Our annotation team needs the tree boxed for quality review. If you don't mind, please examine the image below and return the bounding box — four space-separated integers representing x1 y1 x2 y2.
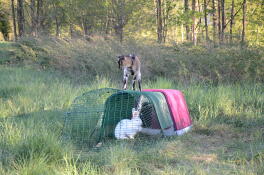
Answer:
221 0 225 42
17 0 25 37
229 0 234 43
217 0 221 42
0 3 11 40
241 0 246 44
192 0 197 45
36 0 43 35
30 0 37 36
110 0 138 42
203 0 209 42
156 0 163 43
0 0 263 45
51 0 61 37
184 0 190 40
212 0 217 43
10 0 17 40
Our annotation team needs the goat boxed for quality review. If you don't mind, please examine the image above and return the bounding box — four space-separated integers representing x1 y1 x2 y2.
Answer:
117 54 142 91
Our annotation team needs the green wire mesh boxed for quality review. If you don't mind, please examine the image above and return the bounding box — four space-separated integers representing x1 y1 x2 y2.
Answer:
62 88 173 148
99 91 155 140
61 88 120 148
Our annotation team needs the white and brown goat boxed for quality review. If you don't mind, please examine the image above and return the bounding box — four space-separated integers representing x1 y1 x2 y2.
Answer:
117 54 142 91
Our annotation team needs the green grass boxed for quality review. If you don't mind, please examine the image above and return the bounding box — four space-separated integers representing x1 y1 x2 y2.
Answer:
1 37 264 83
0 34 263 175
0 66 263 174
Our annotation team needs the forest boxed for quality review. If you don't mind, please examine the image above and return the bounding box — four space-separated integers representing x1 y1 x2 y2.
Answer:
0 0 263 45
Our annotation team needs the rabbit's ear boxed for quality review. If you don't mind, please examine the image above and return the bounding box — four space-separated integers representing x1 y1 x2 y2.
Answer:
132 108 136 113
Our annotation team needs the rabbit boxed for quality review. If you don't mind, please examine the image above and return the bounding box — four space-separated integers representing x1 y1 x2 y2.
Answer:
114 108 143 139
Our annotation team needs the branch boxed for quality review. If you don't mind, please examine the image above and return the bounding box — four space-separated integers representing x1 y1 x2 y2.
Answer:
224 3 243 29
194 0 211 31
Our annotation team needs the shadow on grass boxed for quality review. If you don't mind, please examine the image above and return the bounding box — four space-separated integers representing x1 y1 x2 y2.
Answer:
0 87 23 99
0 109 67 139
207 113 264 129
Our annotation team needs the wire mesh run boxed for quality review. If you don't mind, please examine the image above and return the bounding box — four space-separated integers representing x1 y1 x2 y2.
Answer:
61 88 119 147
61 88 171 148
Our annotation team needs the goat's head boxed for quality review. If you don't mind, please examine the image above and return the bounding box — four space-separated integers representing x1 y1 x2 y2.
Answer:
117 55 124 69
117 55 133 69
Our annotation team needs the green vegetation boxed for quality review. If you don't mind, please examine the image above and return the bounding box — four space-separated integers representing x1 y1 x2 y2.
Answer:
0 69 263 174
1 0 264 47
1 37 263 83
0 37 263 174
0 1 10 41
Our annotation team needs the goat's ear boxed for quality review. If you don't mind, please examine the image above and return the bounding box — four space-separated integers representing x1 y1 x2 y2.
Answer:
117 55 124 69
118 60 121 69
117 57 122 69
117 55 123 60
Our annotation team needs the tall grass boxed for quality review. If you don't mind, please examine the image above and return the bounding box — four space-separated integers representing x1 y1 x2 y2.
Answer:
1 37 263 83
0 66 263 174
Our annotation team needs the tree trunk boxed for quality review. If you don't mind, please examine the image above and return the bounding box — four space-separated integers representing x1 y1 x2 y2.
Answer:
162 0 166 43
112 0 126 42
51 2 60 37
192 0 197 45
30 0 36 36
221 0 225 42
217 0 221 43
162 0 173 43
105 9 111 34
156 0 163 43
184 0 190 40
204 0 209 42
212 0 216 44
181 24 184 42
198 0 203 40
114 20 124 42
114 16 124 42
241 0 246 44
162 1 166 43
17 0 25 37
11 0 17 40
229 0 234 43
82 18 91 36
114 25 123 42
55 16 60 37
36 0 43 35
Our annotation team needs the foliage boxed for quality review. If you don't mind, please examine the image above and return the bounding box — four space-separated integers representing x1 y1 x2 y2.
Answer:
0 1 11 40
1 0 263 45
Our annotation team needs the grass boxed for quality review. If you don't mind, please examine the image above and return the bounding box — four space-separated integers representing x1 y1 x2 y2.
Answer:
0 37 263 83
0 65 263 174
0 36 263 174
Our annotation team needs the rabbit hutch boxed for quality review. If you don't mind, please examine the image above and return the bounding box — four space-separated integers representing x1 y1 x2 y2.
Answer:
61 88 192 148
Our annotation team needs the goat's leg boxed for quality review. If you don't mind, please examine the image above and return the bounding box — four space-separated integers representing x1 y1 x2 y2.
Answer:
123 76 128 90
132 76 136 90
138 79 142 91
123 68 129 90
136 73 142 91
123 68 128 89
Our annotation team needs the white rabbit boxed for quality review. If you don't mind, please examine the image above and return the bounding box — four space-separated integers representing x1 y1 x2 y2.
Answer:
114 108 143 139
